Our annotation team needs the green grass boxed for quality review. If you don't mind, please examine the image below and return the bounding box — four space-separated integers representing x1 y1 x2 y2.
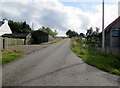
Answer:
71 38 120 75
2 50 22 65
42 38 63 44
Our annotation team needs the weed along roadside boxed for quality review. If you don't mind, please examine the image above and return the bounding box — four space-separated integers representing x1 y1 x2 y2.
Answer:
71 37 120 75
2 50 22 65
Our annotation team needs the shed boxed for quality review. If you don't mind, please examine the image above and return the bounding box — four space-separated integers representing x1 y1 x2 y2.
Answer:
99 16 120 56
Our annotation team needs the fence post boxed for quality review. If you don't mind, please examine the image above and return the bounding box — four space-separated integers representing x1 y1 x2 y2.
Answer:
3 38 5 49
0 37 2 88
0 37 3 50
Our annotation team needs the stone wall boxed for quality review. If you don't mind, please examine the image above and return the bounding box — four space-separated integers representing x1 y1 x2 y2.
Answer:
0 37 25 49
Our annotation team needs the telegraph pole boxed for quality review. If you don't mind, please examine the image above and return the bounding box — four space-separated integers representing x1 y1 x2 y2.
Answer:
31 23 34 30
102 0 105 50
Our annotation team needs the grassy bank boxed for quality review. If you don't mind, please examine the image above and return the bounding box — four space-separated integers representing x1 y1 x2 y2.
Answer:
71 38 120 75
42 38 63 44
2 50 22 65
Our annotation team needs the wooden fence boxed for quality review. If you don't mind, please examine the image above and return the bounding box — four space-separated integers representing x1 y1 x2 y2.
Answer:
0 37 25 49
105 47 120 57
0 37 2 50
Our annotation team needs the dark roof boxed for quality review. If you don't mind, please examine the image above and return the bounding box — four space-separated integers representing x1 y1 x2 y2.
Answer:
0 21 4 27
105 16 120 33
32 30 48 36
12 33 30 38
2 33 30 39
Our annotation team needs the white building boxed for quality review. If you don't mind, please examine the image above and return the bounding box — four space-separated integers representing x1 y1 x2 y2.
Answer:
0 20 12 36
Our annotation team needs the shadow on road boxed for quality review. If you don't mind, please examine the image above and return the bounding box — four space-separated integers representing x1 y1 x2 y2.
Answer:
20 62 84 85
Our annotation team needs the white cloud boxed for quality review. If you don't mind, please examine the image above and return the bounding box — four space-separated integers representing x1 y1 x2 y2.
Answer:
87 3 118 32
0 1 119 36
2 6 20 16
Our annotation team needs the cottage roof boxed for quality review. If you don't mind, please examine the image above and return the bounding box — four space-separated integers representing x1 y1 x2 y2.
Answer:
105 16 120 32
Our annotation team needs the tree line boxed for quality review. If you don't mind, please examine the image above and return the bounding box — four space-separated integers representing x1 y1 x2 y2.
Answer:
8 20 57 37
66 27 100 42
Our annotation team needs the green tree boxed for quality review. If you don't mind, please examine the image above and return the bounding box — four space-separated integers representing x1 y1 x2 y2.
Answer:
39 26 57 37
86 27 100 42
96 27 100 34
66 30 78 38
79 33 85 38
8 20 31 33
86 27 93 36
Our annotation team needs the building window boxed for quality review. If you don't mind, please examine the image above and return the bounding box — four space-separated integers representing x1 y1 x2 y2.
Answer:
112 30 119 37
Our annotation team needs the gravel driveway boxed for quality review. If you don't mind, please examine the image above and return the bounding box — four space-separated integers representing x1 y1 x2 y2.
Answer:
8 44 48 55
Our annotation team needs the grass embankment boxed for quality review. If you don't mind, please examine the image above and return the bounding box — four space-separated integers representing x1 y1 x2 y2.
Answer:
42 38 64 44
71 38 120 75
2 50 22 65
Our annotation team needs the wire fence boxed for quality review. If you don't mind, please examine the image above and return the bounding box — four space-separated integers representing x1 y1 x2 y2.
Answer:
76 37 120 57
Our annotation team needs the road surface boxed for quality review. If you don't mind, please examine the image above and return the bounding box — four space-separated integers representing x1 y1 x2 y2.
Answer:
2 39 120 86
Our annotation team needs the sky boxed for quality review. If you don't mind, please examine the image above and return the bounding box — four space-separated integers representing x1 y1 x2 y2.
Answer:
0 0 120 36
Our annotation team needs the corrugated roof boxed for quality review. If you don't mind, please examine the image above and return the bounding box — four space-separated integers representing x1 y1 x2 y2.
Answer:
12 33 30 38
2 33 31 39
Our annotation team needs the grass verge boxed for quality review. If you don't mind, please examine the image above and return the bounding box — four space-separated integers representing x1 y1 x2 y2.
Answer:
71 38 120 75
42 38 63 44
2 50 22 65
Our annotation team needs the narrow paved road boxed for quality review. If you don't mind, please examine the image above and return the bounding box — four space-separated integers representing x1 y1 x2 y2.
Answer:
2 39 119 86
